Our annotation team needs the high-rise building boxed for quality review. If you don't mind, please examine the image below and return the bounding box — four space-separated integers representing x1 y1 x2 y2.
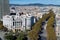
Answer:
0 0 10 19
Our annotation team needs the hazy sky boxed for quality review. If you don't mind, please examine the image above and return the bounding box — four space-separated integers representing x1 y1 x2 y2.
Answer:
9 0 60 5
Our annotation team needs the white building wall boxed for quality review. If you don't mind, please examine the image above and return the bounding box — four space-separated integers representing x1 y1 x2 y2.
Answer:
20 15 26 31
21 15 26 27
3 15 13 29
26 16 31 30
34 17 36 23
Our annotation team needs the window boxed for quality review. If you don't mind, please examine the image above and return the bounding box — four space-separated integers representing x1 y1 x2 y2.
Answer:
58 33 59 35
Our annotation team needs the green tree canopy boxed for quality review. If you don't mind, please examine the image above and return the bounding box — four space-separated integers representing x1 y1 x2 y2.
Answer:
46 16 57 40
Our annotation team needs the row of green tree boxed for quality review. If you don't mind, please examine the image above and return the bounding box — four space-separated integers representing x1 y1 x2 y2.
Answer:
46 10 57 40
46 16 57 40
28 9 56 40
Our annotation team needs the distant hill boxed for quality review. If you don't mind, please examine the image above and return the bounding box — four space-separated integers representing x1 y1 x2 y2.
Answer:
10 3 60 7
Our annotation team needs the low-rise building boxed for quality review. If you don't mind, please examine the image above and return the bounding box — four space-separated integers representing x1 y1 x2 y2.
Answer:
3 12 42 32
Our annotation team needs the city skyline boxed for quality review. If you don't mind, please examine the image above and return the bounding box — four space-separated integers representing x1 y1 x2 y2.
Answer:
10 0 60 5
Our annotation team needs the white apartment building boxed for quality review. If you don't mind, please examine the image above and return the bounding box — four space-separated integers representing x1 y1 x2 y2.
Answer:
3 12 42 32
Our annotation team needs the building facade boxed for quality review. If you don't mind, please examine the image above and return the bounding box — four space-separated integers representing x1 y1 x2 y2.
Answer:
3 13 36 32
0 0 10 20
